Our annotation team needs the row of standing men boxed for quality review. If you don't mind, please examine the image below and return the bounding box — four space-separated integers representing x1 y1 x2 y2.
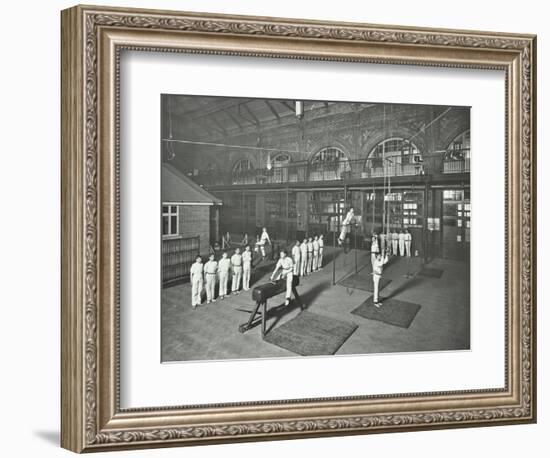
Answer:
373 229 413 257
189 246 255 309
188 234 326 309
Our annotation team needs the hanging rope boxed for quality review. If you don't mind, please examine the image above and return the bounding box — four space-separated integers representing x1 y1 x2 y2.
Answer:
371 180 375 234
381 104 389 236
387 165 392 239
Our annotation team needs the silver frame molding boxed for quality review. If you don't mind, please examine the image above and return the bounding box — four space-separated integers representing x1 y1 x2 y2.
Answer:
61 4 537 453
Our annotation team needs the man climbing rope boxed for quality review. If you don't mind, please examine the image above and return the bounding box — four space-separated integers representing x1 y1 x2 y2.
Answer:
338 207 355 245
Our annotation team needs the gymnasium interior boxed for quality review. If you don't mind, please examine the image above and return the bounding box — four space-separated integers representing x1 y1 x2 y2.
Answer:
160 94 471 362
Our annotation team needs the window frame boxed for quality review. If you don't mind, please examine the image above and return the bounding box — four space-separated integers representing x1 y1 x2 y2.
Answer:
162 203 180 239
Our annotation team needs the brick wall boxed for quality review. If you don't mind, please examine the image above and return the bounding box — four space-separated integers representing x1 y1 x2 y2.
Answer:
178 204 210 256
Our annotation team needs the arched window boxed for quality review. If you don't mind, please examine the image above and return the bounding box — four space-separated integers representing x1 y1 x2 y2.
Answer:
443 131 470 173
309 147 350 181
269 153 291 183
232 158 255 184
365 138 422 177
272 153 291 165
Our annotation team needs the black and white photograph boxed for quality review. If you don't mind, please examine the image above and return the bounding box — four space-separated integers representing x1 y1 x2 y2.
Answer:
160 95 471 362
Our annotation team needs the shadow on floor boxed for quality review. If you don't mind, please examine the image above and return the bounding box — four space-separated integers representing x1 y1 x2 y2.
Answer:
383 276 426 301
265 280 332 333
33 430 59 446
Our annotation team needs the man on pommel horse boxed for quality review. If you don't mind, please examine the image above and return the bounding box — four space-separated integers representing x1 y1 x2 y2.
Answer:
238 249 303 337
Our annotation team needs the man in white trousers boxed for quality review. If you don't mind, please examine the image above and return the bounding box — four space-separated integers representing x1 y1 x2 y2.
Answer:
338 207 355 245
291 240 301 276
398 229 406 256
312 235 320 272
217 252 231 299
242 245 253 291
300 238 308 277
306 237 314 275
231 247 243 294
189 255 204 309
270 249 295 306
203 253 218 304
318 234 325 269
259 227 271 259
391 228 399 255
404 229 412 257
372 250 389 308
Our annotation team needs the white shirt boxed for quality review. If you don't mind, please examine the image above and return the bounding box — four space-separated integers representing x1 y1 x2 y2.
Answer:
318 238 324 249
190 262 203 280
292 245 301 259
405 233 412 241
203 260 218 274
392 232 399 241
313 240 320 252
307 241 313 252
300 243 308 255
231 253 242 267
242 251 252 265
273 257 294 277
398 233 406 241
218 258 231 273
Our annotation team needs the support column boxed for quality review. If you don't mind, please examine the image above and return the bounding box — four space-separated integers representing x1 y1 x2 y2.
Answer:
423 179 429 264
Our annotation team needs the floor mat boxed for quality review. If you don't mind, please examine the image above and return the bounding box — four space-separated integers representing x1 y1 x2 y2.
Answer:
351 296 421 329
338 272 391 292
263 311 358 356
418 267 444 278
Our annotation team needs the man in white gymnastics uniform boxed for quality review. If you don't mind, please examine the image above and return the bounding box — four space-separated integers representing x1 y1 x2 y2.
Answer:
189 255 204 309
300 238 308 277
372 250 389 308
259 227 271 259
291 240 301 276
217 252 231 299
398 229 406 256
338 207 355 245
318 234 325 269
404 229 412 257
306 237 314 275
391 229 399 255
231 247 243 294
203 253 218 304
312 236 320 272
270 249 295 306
242 245 253 291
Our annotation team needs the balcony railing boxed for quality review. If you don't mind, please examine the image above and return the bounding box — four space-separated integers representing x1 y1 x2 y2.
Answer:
442 148 470 174
191 157 432 187
442 158 470 174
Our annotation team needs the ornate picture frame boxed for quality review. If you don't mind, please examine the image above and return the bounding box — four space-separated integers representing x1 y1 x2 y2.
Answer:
61 4 536 453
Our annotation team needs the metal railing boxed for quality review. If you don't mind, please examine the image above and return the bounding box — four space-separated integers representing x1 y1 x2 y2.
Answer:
442 158 470 174
162 236 200 287
191 157 430 187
